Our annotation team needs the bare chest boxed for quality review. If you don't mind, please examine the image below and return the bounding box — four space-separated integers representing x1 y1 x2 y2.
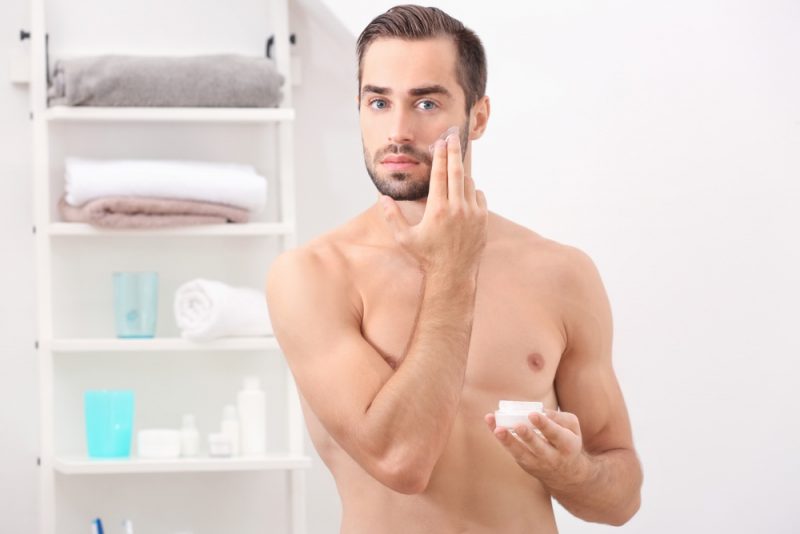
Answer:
357 258 566 403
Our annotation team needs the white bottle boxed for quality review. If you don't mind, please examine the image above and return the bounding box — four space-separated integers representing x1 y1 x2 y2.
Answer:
180 414 200 457
237 376 266 456
221 404 240 456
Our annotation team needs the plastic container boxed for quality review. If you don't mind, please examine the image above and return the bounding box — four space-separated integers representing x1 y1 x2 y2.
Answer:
113 271 159 338
208 433 233 457
180 414 200 457
137 429 181 458
84 390 135 459
221 405 240 456
237 376 266 456
494 400 544 434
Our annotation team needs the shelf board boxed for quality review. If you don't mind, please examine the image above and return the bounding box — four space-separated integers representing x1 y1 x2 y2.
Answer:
47 222 293 237
54 454 311 474
51 337 280 352
44 106 295 123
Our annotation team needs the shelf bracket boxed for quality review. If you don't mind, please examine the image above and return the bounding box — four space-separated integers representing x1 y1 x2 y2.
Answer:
19 30 51 87
266 33 296 59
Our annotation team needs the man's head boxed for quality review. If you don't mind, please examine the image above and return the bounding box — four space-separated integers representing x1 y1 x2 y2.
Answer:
356 5 490 201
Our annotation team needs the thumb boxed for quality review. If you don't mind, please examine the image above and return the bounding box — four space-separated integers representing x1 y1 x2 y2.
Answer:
380 195 411 242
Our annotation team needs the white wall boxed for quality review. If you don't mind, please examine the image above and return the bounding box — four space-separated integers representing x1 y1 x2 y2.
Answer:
321 1 800 532
2 0 798 533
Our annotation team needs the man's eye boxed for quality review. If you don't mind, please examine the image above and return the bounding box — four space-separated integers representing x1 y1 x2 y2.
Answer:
418 100 437 110
369 99 388 110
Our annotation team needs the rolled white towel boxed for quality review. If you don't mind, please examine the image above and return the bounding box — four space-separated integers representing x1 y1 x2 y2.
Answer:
174 278 272 340
64 158 268 212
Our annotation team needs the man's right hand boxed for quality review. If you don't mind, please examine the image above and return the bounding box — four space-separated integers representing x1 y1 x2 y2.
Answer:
380 130 489 277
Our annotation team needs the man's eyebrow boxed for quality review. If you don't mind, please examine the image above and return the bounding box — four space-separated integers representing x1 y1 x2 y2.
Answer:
361 84 453 98
409 85 452 98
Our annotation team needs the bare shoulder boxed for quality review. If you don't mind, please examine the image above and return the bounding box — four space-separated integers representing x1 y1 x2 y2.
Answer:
489 213 602 293
266 224 358 305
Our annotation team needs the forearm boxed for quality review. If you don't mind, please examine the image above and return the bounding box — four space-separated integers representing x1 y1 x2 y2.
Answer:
545 448 643 526
363 269 477 472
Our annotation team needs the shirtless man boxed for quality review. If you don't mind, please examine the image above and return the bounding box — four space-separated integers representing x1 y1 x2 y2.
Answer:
267 5 643 533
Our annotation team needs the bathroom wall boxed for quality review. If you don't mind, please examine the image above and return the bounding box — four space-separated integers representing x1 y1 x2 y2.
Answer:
2 0 800 532
320 1 800 532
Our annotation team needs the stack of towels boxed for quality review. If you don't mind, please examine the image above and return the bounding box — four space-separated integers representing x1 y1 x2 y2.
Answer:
48 54 284 108
174 279 273 340
58 158 267 228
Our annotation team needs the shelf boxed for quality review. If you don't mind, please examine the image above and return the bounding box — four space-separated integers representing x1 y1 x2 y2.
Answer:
54 454 312 474
51 337 280 352
47 222 293 237
44 106 295 123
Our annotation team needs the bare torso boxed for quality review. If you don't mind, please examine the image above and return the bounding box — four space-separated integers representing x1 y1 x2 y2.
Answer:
301 207 572 533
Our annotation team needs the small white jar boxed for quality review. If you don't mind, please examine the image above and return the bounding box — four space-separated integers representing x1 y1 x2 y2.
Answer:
494 400 545 436
208 433 233 457
137 429 181 459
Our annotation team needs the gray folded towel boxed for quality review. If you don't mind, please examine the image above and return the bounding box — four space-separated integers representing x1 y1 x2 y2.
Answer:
58 195 250 228
48 54 284 108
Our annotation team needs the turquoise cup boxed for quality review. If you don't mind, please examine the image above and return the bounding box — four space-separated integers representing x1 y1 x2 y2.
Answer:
84 390 135 459
113 271 158 338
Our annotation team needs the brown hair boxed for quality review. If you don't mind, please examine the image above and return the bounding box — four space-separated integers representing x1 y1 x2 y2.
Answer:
356 5 487 114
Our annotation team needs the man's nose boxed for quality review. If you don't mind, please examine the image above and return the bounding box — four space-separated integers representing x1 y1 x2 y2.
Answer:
387 108 416 145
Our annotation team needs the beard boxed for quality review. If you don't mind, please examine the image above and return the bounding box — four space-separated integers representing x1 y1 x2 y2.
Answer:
363 121 470 201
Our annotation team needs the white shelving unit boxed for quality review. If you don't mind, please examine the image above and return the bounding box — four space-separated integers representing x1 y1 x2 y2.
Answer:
30 1 308 533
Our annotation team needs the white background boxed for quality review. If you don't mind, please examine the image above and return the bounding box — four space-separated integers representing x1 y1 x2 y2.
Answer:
1 0 798 532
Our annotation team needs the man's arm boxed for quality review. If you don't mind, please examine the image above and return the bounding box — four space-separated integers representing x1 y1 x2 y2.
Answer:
486 246 642 525
268 132 488 494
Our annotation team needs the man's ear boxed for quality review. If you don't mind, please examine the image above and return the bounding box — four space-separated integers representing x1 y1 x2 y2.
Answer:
468 96 491 140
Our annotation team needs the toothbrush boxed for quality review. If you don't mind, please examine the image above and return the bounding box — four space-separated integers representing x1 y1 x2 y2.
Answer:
91 518 104 534
122 519 134 534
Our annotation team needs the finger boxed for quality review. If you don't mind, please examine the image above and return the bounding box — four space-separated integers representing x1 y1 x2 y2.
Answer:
529 412 572 452
476 190 487 211
380 196 412 240
484 412 497 432
446 132 465 204
428 138 448 204
514 423 556 454
543 409 582 437
464 176 476 206
493 426 539 470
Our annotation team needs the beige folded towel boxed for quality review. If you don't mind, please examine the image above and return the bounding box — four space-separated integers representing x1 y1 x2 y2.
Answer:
58 195 249 228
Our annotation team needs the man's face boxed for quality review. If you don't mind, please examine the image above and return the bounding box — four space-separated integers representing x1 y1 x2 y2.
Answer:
359 37 470 201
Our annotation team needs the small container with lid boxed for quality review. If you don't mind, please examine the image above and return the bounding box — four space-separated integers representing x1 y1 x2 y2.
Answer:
494 400 545 436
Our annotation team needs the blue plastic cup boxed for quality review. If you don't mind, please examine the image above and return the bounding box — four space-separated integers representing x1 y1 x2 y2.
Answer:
84 390 135 459
113 272 158 338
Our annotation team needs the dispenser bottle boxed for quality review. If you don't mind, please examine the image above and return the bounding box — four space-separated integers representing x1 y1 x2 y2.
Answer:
237 376 266 455
180 414 199 457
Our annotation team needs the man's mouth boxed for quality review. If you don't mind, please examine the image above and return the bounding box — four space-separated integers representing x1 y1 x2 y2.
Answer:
381 156 419 171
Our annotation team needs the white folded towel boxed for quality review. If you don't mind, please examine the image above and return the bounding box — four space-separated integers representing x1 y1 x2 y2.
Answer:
64 158 267 212
174 278 273 340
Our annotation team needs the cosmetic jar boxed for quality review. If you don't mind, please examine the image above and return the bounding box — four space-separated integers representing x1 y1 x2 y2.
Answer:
495 400 544 435
137 429 181 459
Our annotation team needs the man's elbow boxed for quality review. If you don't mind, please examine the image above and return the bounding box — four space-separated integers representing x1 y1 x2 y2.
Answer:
375 452 434 495
607 491 641 526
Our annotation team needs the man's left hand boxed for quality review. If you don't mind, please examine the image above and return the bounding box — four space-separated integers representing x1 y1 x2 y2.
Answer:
484 409 595 490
